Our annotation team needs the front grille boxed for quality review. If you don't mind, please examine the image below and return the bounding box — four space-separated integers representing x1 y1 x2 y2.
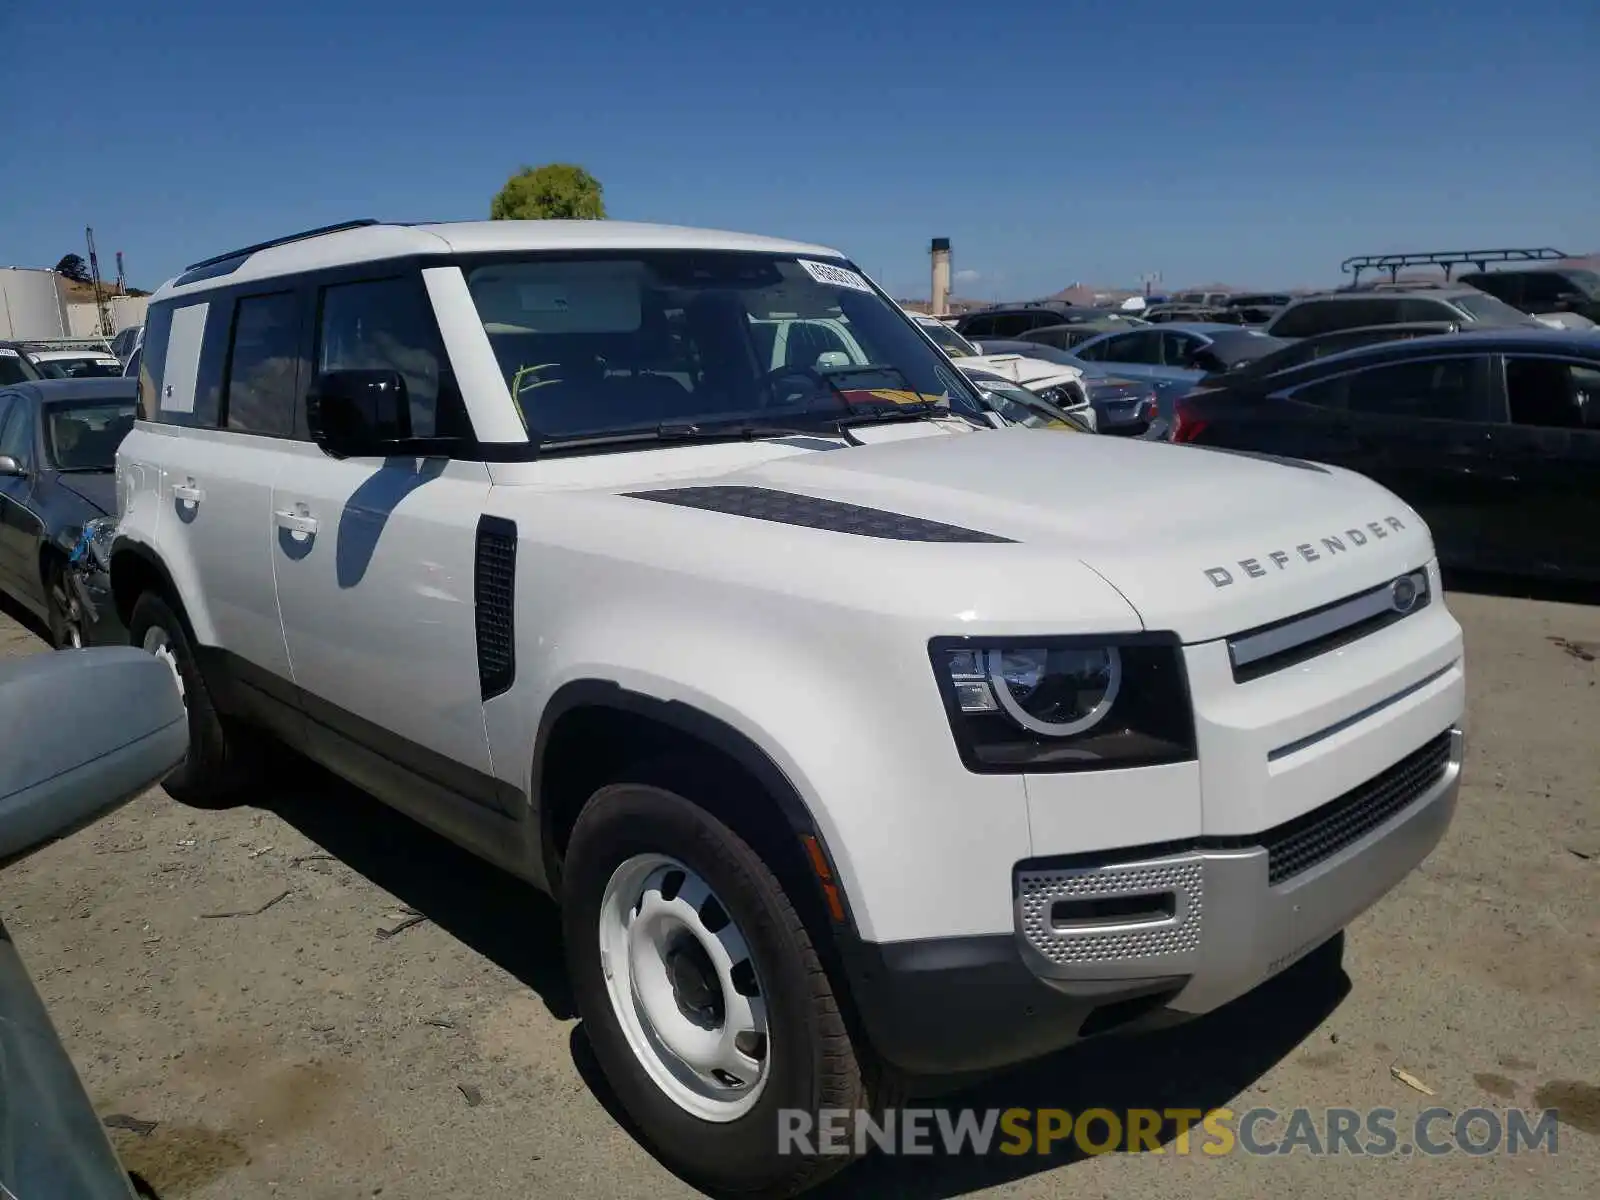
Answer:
1228 569 1431 683
1262 731 1453 886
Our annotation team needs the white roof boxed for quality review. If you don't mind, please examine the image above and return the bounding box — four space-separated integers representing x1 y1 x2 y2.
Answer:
156 221 846 299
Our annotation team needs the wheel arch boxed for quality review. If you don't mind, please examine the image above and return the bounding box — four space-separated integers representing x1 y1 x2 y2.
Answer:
109 536 190 635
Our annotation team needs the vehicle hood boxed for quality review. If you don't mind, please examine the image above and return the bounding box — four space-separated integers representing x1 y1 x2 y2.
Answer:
52 472 115 516
960 353 1084 385
704 429 1433 642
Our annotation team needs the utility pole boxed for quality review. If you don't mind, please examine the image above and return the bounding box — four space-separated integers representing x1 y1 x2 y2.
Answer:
85 226 113 336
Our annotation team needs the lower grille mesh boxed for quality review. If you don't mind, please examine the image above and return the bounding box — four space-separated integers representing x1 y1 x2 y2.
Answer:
1263 732 1453 885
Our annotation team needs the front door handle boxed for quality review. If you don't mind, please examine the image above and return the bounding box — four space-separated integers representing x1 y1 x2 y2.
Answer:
172 482 204 503
274 509 318 535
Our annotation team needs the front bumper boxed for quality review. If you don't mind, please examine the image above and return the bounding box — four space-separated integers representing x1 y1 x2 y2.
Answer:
843 727 1461 1076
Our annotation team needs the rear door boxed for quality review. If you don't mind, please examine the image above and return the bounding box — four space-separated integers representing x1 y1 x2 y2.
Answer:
121 295 296 696
1492 354 1600 578
1300 354 1507 568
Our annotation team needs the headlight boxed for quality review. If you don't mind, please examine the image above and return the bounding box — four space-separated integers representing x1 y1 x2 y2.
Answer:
930 635 1196 772
1037 382 1086 409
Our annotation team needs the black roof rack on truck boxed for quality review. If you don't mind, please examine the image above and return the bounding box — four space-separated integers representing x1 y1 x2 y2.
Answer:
175 219 383 286
1339 247 1568 287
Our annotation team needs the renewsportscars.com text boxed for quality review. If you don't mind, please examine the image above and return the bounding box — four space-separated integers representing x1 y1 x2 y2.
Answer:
778 1106 1562 1158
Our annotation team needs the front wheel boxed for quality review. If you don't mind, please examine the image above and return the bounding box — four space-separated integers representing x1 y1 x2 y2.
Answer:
44 557 85 649
563 782 870 1197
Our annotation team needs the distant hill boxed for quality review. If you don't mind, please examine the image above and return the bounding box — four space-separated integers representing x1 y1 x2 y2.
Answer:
56 277 150 303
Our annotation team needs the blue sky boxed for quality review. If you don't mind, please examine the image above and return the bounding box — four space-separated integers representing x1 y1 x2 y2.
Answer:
3 0 1594 300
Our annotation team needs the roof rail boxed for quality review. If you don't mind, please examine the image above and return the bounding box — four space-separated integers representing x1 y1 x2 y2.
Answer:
1339 247 1568 286
182 219 382 272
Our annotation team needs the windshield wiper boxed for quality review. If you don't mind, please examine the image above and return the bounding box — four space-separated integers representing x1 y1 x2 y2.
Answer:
56 465 114 474
538 420 867 454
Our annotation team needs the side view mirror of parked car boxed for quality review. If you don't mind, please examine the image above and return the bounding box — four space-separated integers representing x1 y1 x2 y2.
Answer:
306 368 411 455
2 646 187 1200
0 454 24 478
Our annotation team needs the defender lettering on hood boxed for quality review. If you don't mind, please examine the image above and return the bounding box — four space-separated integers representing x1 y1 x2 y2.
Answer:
1203 516 1409 588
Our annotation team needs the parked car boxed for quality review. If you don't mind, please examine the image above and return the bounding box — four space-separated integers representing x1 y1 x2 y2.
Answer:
1265 287 1543 339
962 338 1162 434
950 303 1092 339
1456 267 1600 328
1193 321 1470 385
109 324 143 366
956 365 1093 432
909 315 1096 427
0 378 135 646
1014 318 1148 352
114 218 1465 1198
1069 323 1289 417
1172 329 1600 580
26 349 125 379
1 647 187 1200
0 343 44 387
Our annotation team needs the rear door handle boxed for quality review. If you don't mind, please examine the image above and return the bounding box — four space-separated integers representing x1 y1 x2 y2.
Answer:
274 509 318 535
172 483 204 503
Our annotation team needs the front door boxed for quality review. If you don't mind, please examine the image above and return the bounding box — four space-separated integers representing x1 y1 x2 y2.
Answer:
1335 354 1511 569
269 274 501 824
0 398 42 605
1493 354 1600 578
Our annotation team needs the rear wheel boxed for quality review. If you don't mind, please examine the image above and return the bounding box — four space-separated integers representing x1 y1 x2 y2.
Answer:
127 591 255 807
563 781 872 1197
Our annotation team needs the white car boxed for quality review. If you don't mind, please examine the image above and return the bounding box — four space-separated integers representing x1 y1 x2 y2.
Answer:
908 313 1096 429
111 219 1465 1198
25 348 124 379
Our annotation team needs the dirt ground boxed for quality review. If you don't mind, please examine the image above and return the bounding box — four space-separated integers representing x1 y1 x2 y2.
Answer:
2 581 1596 1199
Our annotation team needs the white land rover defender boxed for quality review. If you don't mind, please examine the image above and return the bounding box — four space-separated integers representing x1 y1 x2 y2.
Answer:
111 219 1465 1197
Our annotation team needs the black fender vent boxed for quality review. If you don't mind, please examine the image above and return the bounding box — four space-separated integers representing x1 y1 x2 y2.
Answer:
624 485 1015 543
474 516 517 700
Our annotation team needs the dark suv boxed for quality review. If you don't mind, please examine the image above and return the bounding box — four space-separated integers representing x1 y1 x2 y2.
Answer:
953 304 1093 339
1457 267 1600 323
1264 288 1541 339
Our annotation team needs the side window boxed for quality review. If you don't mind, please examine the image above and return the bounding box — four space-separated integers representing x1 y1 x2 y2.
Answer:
317 277 457 439
1270 302 1330 338
960 314 996 338
1462 273 1520 305
1504 357 1599 430
1519 274 1568 308
1160 331 1201 367
1286 375 1349 409
988 313 1035 338
224 292 303 436
136 303 174 421
0 401 33 466
1111 331 1162 364
1345 357 1489 422
1400 298 1454 324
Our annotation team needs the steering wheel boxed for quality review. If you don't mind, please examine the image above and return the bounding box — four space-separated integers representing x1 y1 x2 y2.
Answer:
758 365 829 408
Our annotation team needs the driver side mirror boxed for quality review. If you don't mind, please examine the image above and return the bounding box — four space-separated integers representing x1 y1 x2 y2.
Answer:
306 369 410 456
0 455 24 478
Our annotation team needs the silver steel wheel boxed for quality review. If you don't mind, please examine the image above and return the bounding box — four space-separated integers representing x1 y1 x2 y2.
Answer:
141 625 186 705
598 853 771 1122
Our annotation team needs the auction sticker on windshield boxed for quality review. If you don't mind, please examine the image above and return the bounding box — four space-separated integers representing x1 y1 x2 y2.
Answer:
798 259 874 293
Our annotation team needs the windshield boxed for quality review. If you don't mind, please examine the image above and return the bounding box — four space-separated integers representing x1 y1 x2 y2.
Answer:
463 253 985 441
0 348 42 385
43 399 137 471
916 318 979 358
1563 269 1600 296
34 356 123 380
1453 292 1542 325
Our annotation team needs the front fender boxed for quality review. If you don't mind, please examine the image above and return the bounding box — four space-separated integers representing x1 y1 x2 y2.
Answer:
484 589 1031 945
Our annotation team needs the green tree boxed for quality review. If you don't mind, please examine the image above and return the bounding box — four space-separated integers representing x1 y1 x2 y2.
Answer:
490 164 606 220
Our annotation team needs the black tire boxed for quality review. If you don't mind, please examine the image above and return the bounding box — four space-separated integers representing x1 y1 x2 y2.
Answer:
127 590 255 807
42 554 85 649
563 782 871 1198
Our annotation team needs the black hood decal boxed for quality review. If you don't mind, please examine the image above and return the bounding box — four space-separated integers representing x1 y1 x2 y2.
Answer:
625 485 1016 543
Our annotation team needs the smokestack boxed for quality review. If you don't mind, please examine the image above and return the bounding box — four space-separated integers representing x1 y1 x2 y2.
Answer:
930 237 951 317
